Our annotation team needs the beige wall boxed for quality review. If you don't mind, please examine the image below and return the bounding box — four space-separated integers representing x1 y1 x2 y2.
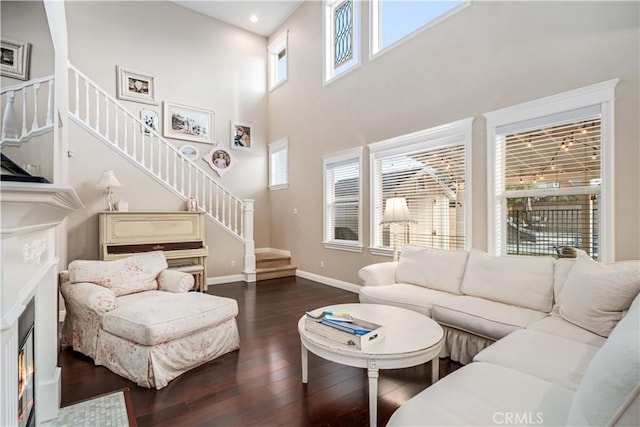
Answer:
63 1 270 276
268 1 640 284
1 0 55 182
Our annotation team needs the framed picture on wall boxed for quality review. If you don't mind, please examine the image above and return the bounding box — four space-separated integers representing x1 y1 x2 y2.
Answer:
204 147 235 177
179 144 200 162
1 39 31 80
230 121 253 151
116 66 159 105
140 108 160 135
163 101 215 144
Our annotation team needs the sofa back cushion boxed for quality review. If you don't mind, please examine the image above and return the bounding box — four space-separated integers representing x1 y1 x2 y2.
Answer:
550 257 577 313
566 294 640 426
396 246 469 294
460 250 555 312
68 251 168 296
558 253 640 337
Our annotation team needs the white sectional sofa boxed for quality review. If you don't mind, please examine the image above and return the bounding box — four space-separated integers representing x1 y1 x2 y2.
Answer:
358 246 640 426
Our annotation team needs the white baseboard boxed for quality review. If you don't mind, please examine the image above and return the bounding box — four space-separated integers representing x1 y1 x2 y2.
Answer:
255 247 291 257
207 274 245 286
295 270 360 294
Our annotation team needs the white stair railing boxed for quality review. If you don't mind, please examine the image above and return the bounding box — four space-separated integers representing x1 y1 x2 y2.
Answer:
1 75 54 146
67 63 255 278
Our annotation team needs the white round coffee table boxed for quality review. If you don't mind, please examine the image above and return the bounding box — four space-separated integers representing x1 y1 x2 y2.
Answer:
298 303 443 427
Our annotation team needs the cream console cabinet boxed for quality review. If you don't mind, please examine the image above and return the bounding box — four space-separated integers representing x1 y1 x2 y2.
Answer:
99 211 208 292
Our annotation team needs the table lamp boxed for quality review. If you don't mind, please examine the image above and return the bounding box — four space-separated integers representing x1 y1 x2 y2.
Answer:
97 170 122 211
381 197 415 261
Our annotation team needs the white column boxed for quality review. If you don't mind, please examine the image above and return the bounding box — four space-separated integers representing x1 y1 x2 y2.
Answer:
242 199 256 282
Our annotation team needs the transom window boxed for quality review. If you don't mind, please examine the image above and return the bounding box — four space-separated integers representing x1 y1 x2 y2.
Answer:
323 147 363 251
268 30 288 91
485 79 618 261
371 0 469 56
369 118 473 256
324 0 360 83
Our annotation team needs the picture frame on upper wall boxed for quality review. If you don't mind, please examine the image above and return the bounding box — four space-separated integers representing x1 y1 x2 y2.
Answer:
231 121 253 151
163 101 215 144
1 39 31 81
204 146 235 177
116 65 159 105
140 108 160 135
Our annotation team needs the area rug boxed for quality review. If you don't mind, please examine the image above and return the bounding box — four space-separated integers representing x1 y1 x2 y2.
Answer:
41 388 136 427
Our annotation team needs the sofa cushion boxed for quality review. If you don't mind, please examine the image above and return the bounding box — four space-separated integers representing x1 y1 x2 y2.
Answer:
387 362 574 426
69 251 167 296
359 283 457 317
474 329 600 390
396 246 469 294
552 257 576 312
460 250 555 312
566 294 640 426
102 291 238 345
432 296 547 341
559 253 640 337
526 315 606 347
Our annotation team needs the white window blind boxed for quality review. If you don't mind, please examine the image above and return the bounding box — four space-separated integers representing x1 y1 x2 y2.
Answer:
269 138 288 190
369 119 473 256
323 147 362 251
500 112 602 258
372 144 467 251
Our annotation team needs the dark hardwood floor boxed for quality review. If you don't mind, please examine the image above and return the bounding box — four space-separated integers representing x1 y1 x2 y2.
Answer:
59 277 462 426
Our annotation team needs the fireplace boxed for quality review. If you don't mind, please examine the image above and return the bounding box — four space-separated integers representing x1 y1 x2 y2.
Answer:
1 182 82 426
18 298 35 427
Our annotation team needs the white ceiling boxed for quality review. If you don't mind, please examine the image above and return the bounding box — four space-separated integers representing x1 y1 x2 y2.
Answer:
172 1 303 37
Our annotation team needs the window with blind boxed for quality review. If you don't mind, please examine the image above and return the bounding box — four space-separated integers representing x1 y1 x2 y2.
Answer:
486 80 618 261
369 119 473 256
323 147 363 251
269 138 288 190
324 0 360 84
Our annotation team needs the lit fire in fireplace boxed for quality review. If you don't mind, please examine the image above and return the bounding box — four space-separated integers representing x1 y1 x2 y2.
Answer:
18 328 35 427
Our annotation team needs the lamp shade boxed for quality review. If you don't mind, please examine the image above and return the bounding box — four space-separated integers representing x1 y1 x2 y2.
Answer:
97 170 122 188
381 197 415 224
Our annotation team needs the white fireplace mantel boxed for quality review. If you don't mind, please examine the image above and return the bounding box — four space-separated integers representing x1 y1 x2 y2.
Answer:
1 181 83 426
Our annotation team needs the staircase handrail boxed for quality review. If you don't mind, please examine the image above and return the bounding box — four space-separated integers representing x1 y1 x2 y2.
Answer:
0 74 55 94
68 62 248 243
1 74 55 146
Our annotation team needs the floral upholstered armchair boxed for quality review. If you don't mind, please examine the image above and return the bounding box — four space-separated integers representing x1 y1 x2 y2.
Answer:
60 251 240 389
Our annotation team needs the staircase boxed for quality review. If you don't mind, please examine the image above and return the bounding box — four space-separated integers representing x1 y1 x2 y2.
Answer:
67 63 256 281
256 252 297 281
1 75 54 146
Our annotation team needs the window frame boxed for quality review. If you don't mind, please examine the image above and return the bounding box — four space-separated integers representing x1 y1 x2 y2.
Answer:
368 118 474 257
322 146 364 252
485 79 618 262
369 0 470 60
323 0 361 85
268 29 288 91
269 138 289 191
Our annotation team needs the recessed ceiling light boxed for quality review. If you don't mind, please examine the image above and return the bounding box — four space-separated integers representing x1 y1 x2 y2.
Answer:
249 14 258 23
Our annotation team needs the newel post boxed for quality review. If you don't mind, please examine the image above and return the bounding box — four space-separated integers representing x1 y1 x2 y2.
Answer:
242 199 256 282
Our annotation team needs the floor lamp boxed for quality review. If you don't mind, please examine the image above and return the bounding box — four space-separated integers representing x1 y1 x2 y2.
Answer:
381 197 415 261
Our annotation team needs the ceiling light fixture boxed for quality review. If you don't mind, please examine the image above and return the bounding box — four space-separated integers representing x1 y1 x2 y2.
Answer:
249 14 258 23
